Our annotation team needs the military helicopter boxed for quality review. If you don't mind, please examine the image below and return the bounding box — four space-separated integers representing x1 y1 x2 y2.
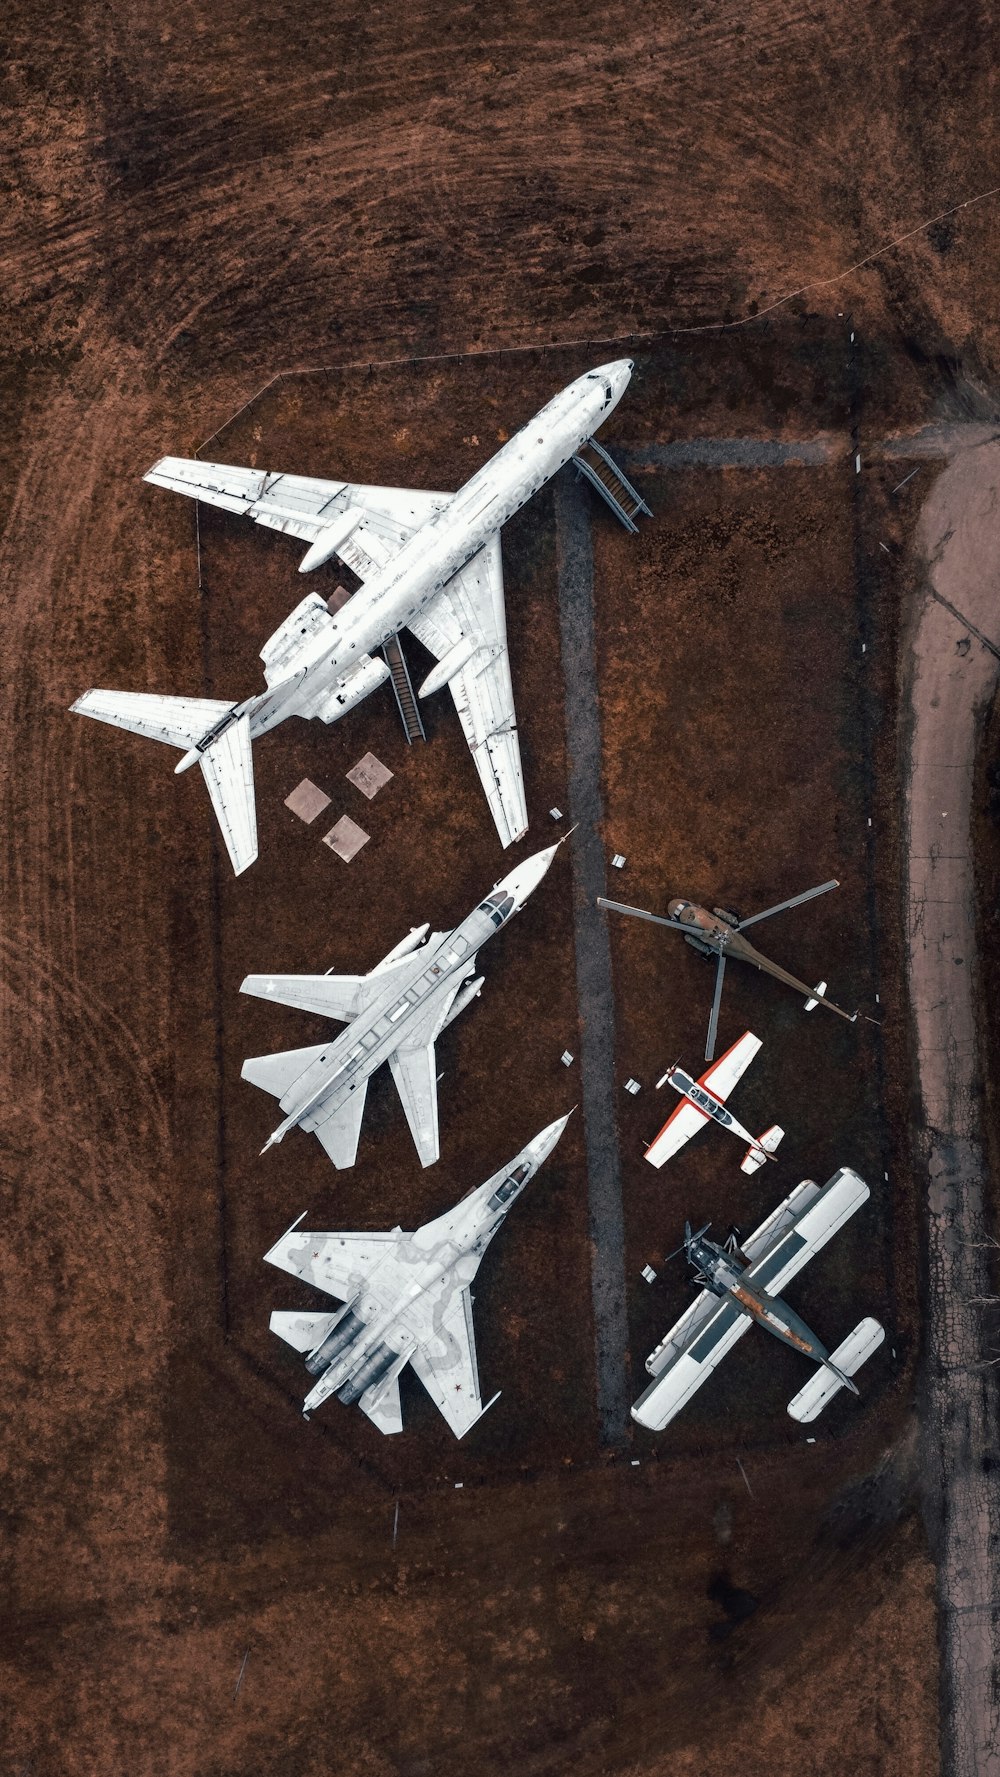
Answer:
598 878 857 1060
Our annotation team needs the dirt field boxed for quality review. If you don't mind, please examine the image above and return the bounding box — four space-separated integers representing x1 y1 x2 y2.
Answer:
4 1 1000 1771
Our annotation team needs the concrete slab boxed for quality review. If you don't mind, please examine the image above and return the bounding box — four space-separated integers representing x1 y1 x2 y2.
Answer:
346 752 394 799
284 779 331 823
322 815 370 861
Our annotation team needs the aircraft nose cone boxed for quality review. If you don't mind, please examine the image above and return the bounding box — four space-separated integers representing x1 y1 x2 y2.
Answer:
526 1108 575 1165
495 841 559 909
593 357 634 400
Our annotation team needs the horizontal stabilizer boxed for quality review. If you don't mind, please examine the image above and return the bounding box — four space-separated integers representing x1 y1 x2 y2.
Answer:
308 1080 369 1170
270 1310 341 1353
242 1043 330 1102
72 688 236 751
787 1318 885 1422
740 1124 784 1175
804 980 827 1012
198 712 258 875
360 1373 404 1435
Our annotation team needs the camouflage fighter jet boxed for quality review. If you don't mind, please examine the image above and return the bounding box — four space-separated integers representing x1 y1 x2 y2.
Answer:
266 1113 571 1434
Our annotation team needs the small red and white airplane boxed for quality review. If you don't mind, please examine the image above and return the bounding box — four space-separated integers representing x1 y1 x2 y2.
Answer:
645 1031 784 1173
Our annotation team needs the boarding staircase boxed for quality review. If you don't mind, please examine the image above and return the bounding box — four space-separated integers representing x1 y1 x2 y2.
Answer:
572 437 652 533
383 634 426 744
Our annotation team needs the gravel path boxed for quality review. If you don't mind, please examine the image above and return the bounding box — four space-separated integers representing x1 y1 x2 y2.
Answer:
554 469 631 1449
908 439 1000 1775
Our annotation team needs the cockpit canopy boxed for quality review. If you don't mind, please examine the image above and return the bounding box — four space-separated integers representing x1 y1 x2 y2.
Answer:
668 898 697 924
488 1159 531 1209
478 891 514 928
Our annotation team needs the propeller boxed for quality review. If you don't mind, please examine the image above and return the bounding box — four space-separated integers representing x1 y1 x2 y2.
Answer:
658 1220 711 1268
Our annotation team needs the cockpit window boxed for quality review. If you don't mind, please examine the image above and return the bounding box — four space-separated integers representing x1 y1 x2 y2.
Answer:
487 1160 531 1209
478 890 514 927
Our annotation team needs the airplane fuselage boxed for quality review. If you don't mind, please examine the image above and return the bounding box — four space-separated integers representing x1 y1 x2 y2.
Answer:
666 1065 764 1158
688 1233 830 1365
241 364 631 736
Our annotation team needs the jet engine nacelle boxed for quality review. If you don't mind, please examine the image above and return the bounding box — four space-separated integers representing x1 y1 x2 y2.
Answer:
298 506 364 573
305 1305 366 1375
336 1340 400 1405
441 976 484 1030
418 635 480 698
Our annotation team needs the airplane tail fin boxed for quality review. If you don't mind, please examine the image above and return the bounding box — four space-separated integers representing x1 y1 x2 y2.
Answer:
804 980 827 1012
787 1317 885 1422
739 1124 785 1175
72 689 258 875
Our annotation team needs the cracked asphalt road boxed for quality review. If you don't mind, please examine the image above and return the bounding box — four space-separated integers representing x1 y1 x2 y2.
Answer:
908 438 1000 1775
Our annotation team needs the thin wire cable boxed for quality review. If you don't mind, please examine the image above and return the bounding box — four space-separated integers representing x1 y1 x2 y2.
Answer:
670 182 1000 333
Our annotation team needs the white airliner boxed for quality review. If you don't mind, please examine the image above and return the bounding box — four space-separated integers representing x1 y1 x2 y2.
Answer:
645 1031 784 1173
71 361 634 874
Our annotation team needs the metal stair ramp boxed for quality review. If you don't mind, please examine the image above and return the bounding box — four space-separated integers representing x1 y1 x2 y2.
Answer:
572 437 652 533
382 633 426 743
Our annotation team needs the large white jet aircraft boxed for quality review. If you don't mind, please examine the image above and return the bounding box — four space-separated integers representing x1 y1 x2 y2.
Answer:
71 361 634 874
241 840 561 1170
267 1113 571 1434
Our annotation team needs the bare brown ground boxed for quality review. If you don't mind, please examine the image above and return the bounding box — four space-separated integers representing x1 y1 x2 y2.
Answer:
4 1 999 1770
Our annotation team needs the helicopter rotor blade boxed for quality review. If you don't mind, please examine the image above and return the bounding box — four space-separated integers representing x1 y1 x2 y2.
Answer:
597 897 686 932
705 954 727 1061
737 879 840 930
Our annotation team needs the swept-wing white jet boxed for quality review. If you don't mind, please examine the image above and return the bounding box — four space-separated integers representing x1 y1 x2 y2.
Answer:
71 361 634 874
266 1112 571 1434
241 840 561 1170
645 1031 784 1173
633 1168 885 1431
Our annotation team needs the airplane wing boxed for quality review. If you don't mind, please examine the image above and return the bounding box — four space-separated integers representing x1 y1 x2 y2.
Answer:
263 1223 404 1300
303 1079 369 1170
145 458 451 578
388 1045 439 1168
408 1283 486 1439
632 1291 753 1430
360 1374 404 1435
701 1031 762 1099
644 1099 709 1168
744 1167 870 1298
71 689 235 749
385 967 475 1167
407 535 527 849
240 952 423 1023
